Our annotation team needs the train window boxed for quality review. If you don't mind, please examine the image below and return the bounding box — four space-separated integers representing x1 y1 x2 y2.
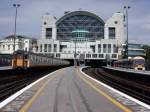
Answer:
24 54 28 59
134 60 145 64
17 54 23 59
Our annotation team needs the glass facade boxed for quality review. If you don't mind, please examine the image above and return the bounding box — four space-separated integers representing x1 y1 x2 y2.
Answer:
56 11 104 41
109 27 115 39
127 43 145 57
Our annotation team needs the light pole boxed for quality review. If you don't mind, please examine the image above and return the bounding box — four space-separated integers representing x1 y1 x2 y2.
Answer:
74 38 77 67
13 4 20 52
124 6 130 59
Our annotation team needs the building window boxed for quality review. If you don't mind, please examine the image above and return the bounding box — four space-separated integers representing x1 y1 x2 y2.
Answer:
44 22 47 25
103 44 107 53
112 54 117 58
36 46 38 52
98 44 101 53
3 45 5 50
108 44 111 53
44 44 47 52
8 45 10 50
56 53 60 58
40 44 42 52
54 44 57 52
90 45 95 53
114 21 118 24
48 44 51 52
46 28 52 39
92 54 97 58
113 44 118 53
86 54 91 58
25 47 28 51
109 27 115 39
99 54 104 58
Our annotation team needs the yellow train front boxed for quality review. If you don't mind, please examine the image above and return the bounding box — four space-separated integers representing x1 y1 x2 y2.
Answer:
12 50 28 69
12 50 70 69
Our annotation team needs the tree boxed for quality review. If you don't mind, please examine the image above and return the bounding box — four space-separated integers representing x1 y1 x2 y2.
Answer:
142 45 150 60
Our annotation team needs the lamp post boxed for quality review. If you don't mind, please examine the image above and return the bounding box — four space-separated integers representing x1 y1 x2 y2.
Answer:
74 38 77 67
13 4 20 52
124 6 130 59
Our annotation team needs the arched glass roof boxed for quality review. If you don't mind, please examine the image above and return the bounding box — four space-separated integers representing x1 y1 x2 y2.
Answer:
56 11 105 41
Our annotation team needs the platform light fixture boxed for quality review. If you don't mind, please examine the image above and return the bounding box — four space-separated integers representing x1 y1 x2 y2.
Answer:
124 6 131 59
13 4 21 52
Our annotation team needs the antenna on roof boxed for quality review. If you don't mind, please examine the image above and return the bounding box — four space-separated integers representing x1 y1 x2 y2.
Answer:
79 8 82 11
45 12 50 15
64 11 70 14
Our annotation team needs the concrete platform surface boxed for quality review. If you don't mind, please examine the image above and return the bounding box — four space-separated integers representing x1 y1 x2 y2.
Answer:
0 66 12 70
0 67 150 112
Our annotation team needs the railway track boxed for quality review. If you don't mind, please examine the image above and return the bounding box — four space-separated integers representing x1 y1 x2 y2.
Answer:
0 68 55 102
83 67 150 105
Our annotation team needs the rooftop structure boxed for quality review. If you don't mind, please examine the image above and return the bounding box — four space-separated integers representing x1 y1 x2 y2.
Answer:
0 35 36 54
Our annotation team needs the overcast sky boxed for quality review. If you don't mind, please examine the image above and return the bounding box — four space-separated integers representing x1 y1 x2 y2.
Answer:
0 0 150 44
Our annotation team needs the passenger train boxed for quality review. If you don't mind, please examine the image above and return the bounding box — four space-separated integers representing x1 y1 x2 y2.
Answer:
12 50 70 69
113 56 145 70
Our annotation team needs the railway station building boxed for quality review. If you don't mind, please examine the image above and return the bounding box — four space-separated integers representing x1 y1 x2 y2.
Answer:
35 11 125 65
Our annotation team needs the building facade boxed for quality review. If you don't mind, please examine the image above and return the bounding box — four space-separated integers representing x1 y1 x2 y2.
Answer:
36 11 125 60
128 43 145 57
0 35 35 54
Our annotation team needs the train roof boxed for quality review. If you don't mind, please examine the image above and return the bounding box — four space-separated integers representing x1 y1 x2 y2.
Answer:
114 56 145 62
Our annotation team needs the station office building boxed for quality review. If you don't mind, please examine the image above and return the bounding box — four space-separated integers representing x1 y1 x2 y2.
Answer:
36 11 125 64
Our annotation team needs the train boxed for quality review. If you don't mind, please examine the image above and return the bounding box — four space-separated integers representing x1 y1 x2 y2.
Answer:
12 50 70 69
0 54 12 67
113 56 145 70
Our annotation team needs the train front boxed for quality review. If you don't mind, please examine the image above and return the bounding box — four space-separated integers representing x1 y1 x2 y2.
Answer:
12 50 28 69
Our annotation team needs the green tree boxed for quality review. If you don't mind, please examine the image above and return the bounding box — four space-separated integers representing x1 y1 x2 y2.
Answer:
142 45 150 59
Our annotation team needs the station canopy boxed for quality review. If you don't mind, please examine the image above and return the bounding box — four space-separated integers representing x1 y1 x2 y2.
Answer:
56 11 105 41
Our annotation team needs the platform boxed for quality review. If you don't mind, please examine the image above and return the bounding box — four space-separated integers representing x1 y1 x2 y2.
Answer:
104 66 150 76
0 66 12 71
0 67 150 112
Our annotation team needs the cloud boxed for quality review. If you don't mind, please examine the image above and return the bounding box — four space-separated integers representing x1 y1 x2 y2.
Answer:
0 0 150 44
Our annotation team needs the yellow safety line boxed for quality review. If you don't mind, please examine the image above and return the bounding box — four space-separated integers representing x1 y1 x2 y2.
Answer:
20 72 58 112
76 69 132 112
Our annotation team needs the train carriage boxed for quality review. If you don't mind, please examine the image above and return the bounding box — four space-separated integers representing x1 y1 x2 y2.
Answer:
113 56 145 70
12 50 70 69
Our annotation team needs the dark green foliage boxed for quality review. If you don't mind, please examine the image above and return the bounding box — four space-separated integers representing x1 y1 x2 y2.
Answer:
142 45 150 59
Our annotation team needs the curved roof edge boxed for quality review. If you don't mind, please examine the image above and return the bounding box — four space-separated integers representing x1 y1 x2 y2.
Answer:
56 11 105 25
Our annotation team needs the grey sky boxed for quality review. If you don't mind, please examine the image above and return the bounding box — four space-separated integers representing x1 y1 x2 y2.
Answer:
0 0 150 44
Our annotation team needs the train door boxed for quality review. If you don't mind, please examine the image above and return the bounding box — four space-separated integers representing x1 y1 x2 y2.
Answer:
12 51 24 68
17 52 24 68
12 53 17 68
23 53 28 68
